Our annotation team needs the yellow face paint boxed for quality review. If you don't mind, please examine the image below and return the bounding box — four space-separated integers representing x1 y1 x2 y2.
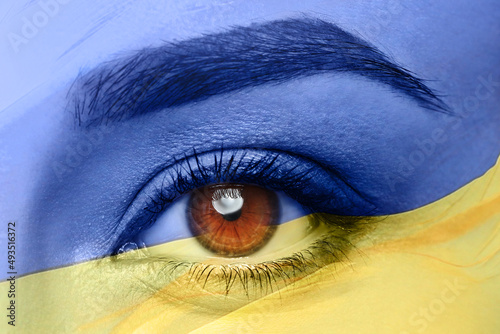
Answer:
2 157 499 333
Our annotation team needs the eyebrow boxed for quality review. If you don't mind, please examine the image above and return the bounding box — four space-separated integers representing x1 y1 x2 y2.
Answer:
68 17 448 127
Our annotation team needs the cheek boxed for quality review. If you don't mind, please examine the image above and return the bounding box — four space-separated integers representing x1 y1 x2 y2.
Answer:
205 246 497 333
310 252 497 332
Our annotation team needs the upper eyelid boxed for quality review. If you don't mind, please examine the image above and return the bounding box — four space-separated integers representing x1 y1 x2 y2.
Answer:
68 17 448 128
110 147 375 254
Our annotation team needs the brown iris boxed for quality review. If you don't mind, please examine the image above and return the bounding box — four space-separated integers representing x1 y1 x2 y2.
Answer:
188 184 279 257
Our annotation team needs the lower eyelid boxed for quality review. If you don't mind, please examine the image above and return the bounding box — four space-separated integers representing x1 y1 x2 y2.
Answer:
142 214 319 263
112 213 371 305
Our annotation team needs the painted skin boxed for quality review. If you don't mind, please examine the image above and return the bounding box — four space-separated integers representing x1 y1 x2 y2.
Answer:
0 0 499 333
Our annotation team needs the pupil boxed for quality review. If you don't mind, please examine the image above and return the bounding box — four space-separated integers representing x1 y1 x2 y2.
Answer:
221 209 242 221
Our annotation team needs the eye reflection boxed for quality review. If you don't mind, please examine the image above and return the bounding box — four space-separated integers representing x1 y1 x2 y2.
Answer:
188 184 279 257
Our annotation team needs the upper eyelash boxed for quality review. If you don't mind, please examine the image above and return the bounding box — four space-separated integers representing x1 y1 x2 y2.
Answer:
211 187 243 200
150 147 370 213
110 149 367 254
112 147 374 255
152 149 312 212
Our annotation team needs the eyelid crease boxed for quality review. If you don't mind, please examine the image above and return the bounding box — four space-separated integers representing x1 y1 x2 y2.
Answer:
110 147 376 254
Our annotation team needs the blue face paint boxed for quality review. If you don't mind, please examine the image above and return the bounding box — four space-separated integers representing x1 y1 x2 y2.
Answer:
24 70 497 275
2 2 498 278
69 18 446 127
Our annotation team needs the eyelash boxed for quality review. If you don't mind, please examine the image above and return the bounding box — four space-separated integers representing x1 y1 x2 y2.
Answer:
113 214 372 299
202 218 364 293
112 148 374 297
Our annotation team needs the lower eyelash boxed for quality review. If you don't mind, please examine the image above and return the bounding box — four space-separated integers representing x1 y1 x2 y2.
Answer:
187 232 356 298
116 214 373 300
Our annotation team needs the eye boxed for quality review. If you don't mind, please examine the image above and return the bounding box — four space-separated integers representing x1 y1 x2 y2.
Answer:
112 148 374 299
137 183 311 259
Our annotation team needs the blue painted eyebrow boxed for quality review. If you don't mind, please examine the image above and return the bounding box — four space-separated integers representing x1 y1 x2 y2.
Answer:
69 17 448 126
